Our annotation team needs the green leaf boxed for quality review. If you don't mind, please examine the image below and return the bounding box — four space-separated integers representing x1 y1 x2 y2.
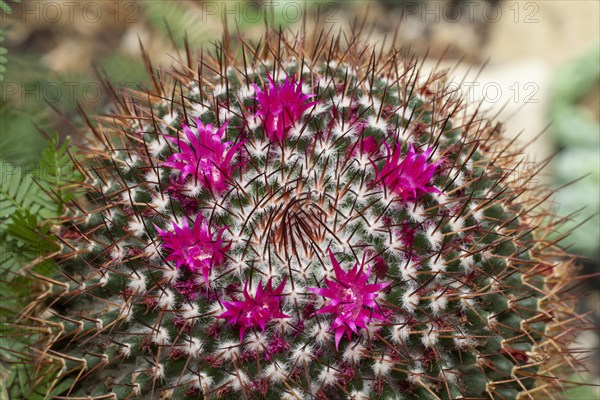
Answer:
0 161 55 223
0 1 20 14
34 134 83 211
0 100 49 165
0 0 22 81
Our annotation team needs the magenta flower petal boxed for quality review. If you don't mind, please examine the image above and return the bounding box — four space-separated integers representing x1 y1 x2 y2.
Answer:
162 118 245 194
253 74 317 142
217 278 290 342
374 144 442 201
156 216 230 284
308 250 391 349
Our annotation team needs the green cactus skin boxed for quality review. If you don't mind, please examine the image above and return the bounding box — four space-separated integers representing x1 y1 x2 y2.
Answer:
41 32 578 400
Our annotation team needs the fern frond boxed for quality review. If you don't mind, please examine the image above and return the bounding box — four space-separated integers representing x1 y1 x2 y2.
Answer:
0 0 20 14
0 134 74 399
0 0 20 82
34 135 83 210
0 162 56 223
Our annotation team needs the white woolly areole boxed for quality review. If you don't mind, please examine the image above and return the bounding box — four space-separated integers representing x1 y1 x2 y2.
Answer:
119 343 131 358
148 136 168 158
98 273 109 287
208 301 226 315
429 290 448 315
349 389 371 400
110 245 124 262
150 195 170 214
219 106 237 122
429 258 447 275
180 302 200 321
317 365 338 386
461 254 474 273
406 202 426 223
432 191 449 207
121 184 139 203
359 322 382 338
402 287 420 313
162 266 180 282
425 225 443 250
184 337 203 358
228 370 250 392
310 323 332 345
151 327 171 345
132 383 141 397
191 372 213 392
145 239 162 261
459 288 476 309
272 316 293 333
101 180 113 194
367 115 388 133
217 340 240 361
343 341 365 363
151 363 165 380
157 289 176 309
246 114 262 131
212 84 226 97
332 94 351 109
422 325 440 348
400 259 419 281
144 168 162 184
192 102 209 116
358 95 381 111
372 355 394 376
119 302 134 322
238 84 255 99
244 332 268 353
449 216 465 233
470 204 485 222
128 219 146 237
163 111 178 126
103 208 114 228
390 320 411 344
395 104 413 118
441 367 460 384
183 180 204 197
128 273 147 294
264 362 289 383
282 388 305 400
454 335 473 349
284 280 305 305
291 344 314 365
310 102 328 116
288 122 310 140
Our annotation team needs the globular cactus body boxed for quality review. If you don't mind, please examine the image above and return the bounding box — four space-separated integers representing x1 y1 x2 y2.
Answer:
45 33 576 400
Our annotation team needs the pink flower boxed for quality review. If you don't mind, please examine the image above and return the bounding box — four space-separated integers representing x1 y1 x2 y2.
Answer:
253 74 316 142
308 250 391 349
156 216 229 284
347 135 380 159
374 144 442 201
162 118 244 194
217 278 290 341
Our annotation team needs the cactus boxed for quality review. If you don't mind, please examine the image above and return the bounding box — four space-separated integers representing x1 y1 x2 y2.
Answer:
29 31 581 399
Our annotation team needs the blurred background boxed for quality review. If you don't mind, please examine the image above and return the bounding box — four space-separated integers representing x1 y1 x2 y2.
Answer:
1 1 598 397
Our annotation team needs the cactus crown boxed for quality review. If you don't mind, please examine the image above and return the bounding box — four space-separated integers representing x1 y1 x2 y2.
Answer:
38 31 580 399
